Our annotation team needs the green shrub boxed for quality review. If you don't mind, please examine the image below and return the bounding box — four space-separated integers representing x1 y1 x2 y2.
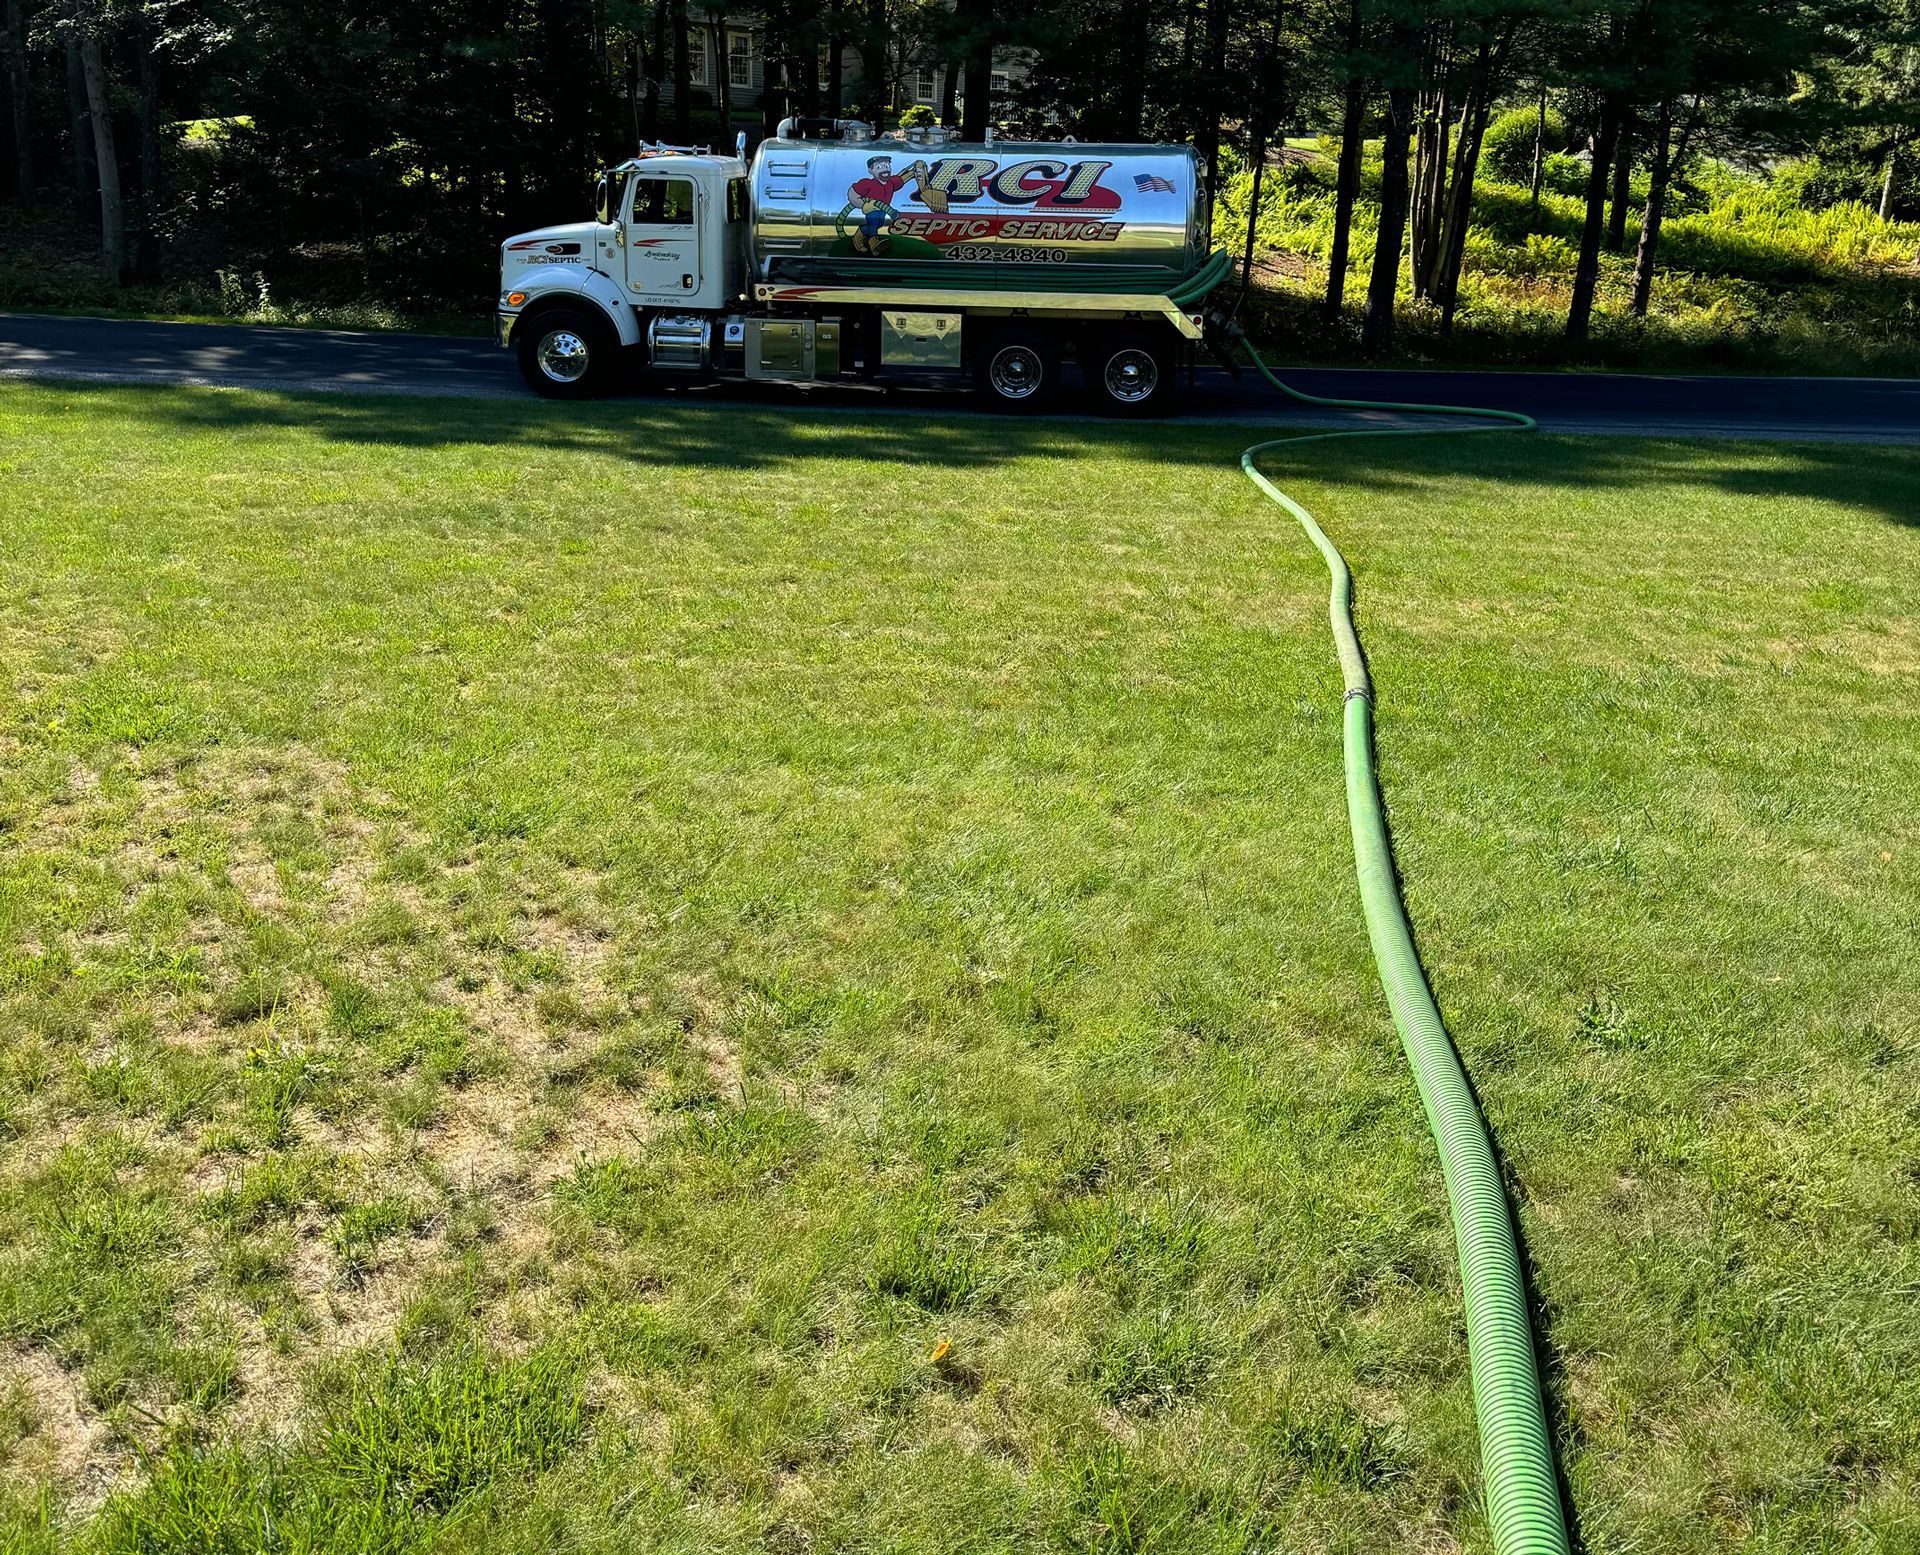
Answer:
1463 226 1574 279
1482 104 1567 183
1542 151 1590 199
1664 189 1920 277
899 104 937 130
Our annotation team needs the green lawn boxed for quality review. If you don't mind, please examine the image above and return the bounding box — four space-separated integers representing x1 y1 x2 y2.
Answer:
1 383 1917 1554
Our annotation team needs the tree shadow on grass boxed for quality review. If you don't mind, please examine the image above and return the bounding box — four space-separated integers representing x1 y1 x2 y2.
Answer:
36 379 1920 530
40 377 1208 479
1256 426 1920 530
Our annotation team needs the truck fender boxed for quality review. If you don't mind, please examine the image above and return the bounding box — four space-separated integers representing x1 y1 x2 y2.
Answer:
511 267 639 348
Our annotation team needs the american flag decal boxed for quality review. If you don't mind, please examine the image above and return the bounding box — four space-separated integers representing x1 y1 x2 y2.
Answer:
1134 173 1177 193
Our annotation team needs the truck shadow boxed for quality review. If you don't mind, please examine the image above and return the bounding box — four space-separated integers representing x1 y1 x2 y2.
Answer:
35 378 1920 530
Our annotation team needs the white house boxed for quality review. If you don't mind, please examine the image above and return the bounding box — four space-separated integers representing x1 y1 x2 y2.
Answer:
659 10 1026 124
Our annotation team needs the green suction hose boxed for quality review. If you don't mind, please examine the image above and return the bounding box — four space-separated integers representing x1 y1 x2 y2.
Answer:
1238 347 1569 1555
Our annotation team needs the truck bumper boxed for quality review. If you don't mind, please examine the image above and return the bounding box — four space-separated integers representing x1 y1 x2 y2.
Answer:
496 312 517 348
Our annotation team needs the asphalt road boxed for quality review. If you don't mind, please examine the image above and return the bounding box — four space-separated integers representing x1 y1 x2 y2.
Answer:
5 309 1919 443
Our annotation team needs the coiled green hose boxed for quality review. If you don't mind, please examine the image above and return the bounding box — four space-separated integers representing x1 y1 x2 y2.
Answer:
1239 347 1570 1555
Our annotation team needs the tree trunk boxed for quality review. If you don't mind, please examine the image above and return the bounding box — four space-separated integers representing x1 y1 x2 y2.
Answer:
1409 99 1431 290
65 23 93 211
1110 0 1149 140
78 26 125 281
857 0 888 109
1434 84 1496 331
1325 69 1366 317
1235 0 1286 309
826 34 842 115
1410 85 1450 300
1194 0 1230 226
958 0 993 142
759 48 784 139
1528 90 1545 219
133 15 162 282
1605 119 1632 251
1408 20 1457 303
629 38 642 147
939 54 959 126
1881 134 1900 222
1628 100 1673 317
1240 129 1268 308
1566 92 1622 340
1363 84 1414 353
1429 33 1511 326
789 19 817 117
669 0 690 139
709 10 731 130
642 8 663 140
4 0 30 205
1413 96 1456 299
759 5 792 139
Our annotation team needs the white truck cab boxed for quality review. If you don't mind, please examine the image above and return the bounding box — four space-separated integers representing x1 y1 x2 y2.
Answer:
498 145 747 389
603 152 749 312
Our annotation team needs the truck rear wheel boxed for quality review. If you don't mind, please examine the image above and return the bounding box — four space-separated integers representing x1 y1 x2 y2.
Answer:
1088 328 1178 417
517 305 618 399
974 326 1059 412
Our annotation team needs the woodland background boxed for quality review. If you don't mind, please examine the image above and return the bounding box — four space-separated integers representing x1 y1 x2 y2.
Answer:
1 0 1917 369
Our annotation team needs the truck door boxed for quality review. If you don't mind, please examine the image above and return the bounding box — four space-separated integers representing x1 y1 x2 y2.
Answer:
626 174 702 300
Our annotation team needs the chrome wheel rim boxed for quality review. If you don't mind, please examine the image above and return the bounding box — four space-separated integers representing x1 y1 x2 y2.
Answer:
537 329 590 384
1104 348 1159 403
988 345 1044 400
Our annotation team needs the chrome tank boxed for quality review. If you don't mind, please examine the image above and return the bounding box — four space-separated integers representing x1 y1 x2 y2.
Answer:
749 133 1205 285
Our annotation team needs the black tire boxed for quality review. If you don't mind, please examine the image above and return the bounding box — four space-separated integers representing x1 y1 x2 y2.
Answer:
1087 327 1179 417
973 326 1060 412
516 305 619 399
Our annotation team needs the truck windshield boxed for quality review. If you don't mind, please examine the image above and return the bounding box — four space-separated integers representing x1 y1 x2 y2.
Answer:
631 178 694 224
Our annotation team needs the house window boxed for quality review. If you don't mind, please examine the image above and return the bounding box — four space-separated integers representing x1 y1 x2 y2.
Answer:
990 71 1011 96
913 67 938 104
728 30 753 91
686 28 708 88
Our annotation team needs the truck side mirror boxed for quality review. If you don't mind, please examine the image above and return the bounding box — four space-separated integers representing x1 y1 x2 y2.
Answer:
594 174 611 225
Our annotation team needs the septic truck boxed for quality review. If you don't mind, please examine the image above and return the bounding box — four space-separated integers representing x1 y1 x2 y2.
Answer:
495 117 1233 415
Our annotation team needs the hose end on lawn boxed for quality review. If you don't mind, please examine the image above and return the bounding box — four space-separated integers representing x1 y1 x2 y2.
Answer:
1241 348 1568 1555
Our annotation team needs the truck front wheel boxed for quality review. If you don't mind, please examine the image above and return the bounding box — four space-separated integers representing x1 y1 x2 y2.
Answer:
517 306 618 399
1088 328 1179 417
974 327 1059 412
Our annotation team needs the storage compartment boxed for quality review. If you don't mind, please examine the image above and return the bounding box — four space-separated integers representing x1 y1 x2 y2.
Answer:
746 318 815 381
881 311 963 368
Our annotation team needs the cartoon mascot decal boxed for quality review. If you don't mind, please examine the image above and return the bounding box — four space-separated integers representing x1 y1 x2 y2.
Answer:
843 153 948 254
